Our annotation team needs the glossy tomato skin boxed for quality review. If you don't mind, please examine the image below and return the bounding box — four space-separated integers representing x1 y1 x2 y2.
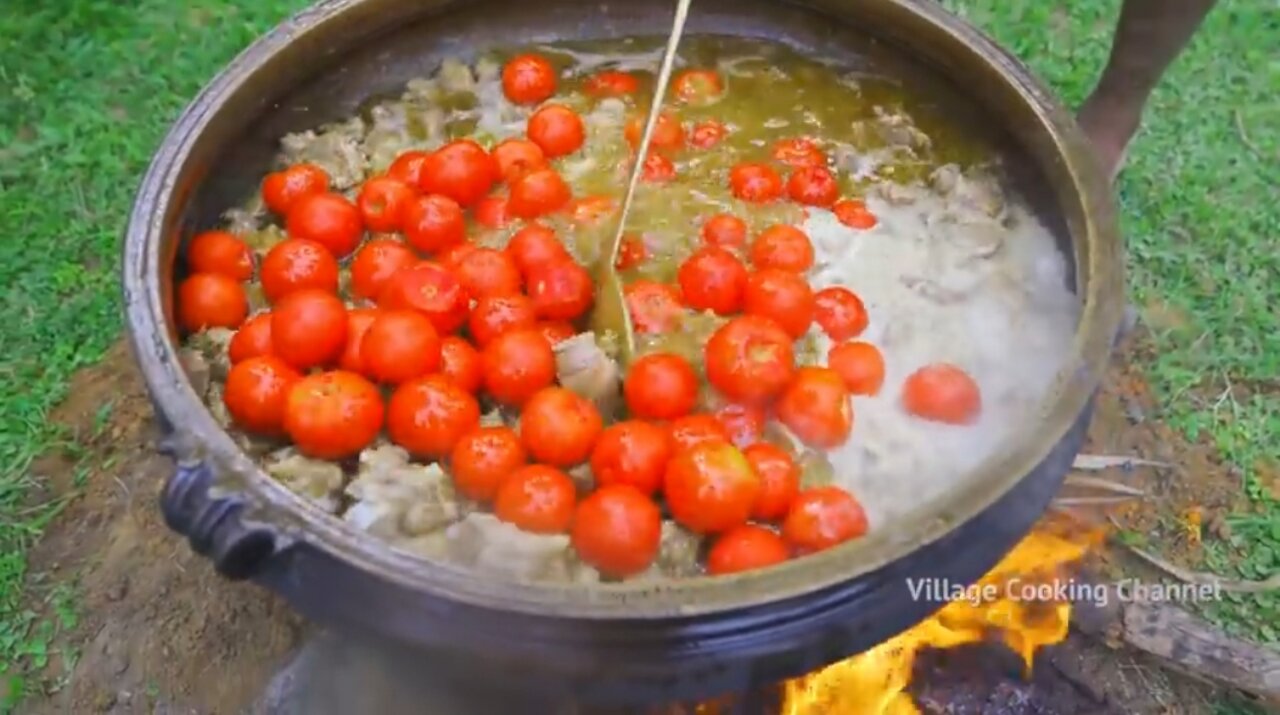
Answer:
743 268 815 339
624 280 685 334
527 105 586 158
787 166 840 207
402 194 467 254
673 69 724 104
420 140 499 207
387 374 481 459
701 213 748 249
349 238 418 302
750 225 814 273
776 366 854 449
571 485 662 577
664 442 761 534
388 150 431 186
491 138 547 183
472 195 510 229
537 320 576 347
712 401 766 449
707 525 791 575
813 286 869 341
704 315 796 405
782 486 869 553
360 309 442 384
494 464 577 534
624 353 699 421
902 363 981 425
502 54 558 105
527 259 594 321
285 192 364 259
356 176 417 232
188 230 253 281
520 387 604 468
833 199 879 229
222 355 301 436
625 112 684 151
772 138 827 169
284 370 385 460
260 238 340 303
338 308 379 373
689 119 728 149
677 246 749 316
455 247 522 299
178 273 248 332
378 262 470 335
668 414 732 453
262 163 329 215
270 289 348 370
480 328 556 406
506 223 571 279
589 420 673 495
450 425 527 501
584 70 639 97
229 313 273 364
508 168 572 218
828 341 886 396
468 294 538 347
438 336 483 393
729 163 784 203
743 442 800 521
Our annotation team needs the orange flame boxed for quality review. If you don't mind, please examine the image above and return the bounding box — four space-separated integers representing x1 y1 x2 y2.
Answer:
779 518 1102 715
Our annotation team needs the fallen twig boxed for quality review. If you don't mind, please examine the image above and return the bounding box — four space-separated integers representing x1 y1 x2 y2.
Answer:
1072 454 1171 471
1234 109 1262 158
1063 474 1146 496
1053 496 1142 507
1124 543 1280 593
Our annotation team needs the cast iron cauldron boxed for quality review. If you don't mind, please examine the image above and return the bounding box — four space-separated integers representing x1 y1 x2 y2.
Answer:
123 0 1124 706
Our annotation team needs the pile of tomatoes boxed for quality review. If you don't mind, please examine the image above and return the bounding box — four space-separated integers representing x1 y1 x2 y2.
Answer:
175 52 983 581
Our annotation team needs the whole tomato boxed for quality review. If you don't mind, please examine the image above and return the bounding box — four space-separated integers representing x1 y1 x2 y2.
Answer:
270 289 348 370
771 138 827 169
178 273 248 332
728 163 783 203
402 194 467 254
356 175 417 232
673 69 724 105
701 213 748 250
706 525 791 575
284 370 385 460
782 486 869 553
813 287 869 341
743 442 800 521
833 199 878 229
420 139 499 207
527 104 586 159
387 374 481 459
360 309 442 384
388 150 431 187
677 246 748 316
450 426 527 501
743 268 815 339
527 258 594 321
439 336 483 393
828 341 886 396
615 233 647 271
520 387 604 468
222 355 301 436
494 464 577 534
188 230 253 281
901 363 981 425
338 308 379 373
624 111 684 151
689 119 728 149
787 166 839 207
229 312 273 364
378 261 470 335
750 225 814 273
775 367 853 449
668 414 731 453
704 315 796 405
623 353 699 421
468 294 538 347
712 402 766 449
640 153 676 183
508 167 572 218
262 163 329 215
624 280 685 334
349 238 418 302
260 238 340 303
502 53 558 105
506 223 571 279
455 247 522 300
584 70 639 97
491 139 547 183
285 192 364 258
589 420 673 495
664 441 761 534
571 485 662 578
480 328 556 406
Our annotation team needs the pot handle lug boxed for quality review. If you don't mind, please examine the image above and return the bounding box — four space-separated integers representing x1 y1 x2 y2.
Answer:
160 460 280 581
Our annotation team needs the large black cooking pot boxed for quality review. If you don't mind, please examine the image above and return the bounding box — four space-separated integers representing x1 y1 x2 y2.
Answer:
123 0 1123 706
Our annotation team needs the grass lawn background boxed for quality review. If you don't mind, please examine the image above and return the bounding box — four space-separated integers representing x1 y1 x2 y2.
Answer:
0 0 1275 707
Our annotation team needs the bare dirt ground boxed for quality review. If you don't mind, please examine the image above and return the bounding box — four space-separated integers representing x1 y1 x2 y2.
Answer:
12 335 1264 714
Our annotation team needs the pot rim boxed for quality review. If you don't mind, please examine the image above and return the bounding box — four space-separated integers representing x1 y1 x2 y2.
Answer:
124 0 1123 619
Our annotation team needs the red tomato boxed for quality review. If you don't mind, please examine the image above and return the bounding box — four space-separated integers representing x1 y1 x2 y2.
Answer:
338 308 378 373
569 195 619 226
508 168 572 218
420 140 499 207
527 104 586 158
813 287 869 341
360 309 442 384
833 199 879 229
386 374 481 459
787 166 840 207
673 69 724 104
902 363 981 425
472 195 510 229
450 426 527 501
584 70 640 97
284 370 384 459
222 355 301 436
783 486 868 553
640 153 676 183
729 163 783 203
378 262 470 335
262 163 329 216
537 320 576 347
402 194 467 254
437 241 479 272
349 238 418 302
270 289 348 370
750 225 814 273
520 387 604 467
743 443 800 521
707 525 791 575
260 238 340 303
506 223 571 278
188 230 253 281
455 247 522 299
615 233 646 270
664 441 761 534
743 268 815 338
677 246 748 316
285 192 364 258
623 353 699 421
178 273 248 332
689 119 727 148
713 402 765 449
624 280 685 334
388 150 431 186
480 328 556 406
624 112 685 151
439 335 483 393
571 485 662 577
828 341 885 396
589 420 673 495
527 259 594 321
701 213 748 249
668 414 732 453
357 175 417 232
502 53 558 105
229 312 273 364
494 464 576 534
776 367 853 448
772 138 827 169
468 294 538 347
491 139 547 183
704 315 796 405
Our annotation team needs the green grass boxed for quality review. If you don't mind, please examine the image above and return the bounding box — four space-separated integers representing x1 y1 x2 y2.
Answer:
0 0 1276 707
